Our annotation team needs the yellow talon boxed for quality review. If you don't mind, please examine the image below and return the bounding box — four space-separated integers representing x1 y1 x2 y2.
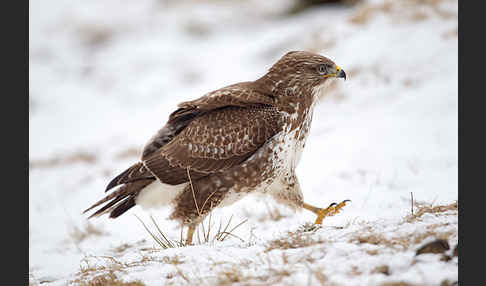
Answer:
310 200 351 225
330 200 350 216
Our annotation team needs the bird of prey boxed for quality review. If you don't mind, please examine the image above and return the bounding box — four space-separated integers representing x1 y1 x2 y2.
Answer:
84 51 349 245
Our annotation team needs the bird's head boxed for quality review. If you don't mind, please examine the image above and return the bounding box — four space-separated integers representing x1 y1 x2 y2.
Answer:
259 51 346 105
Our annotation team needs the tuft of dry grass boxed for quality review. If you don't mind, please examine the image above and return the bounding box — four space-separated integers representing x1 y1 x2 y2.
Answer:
30 151 97 169
406 201 457 222
347 265 362 276
353 225 455 251
265 224 325 252
311 270 329 286
415 200 457 216
135 212 248 249
216 266 244 285
197 213 248 244
73 253 186 285
136 168 249 248
306 265 345 286
380 282 418 286
134 214 181 249
440 279 459 286
263 201 456 261
115 147 140 160
349 1 393 25
349 0 456 26
351 202 457 251
372 265 391 276
214 263 292 286
75 270 145 286
111 243 134 255
109 240 149 256
366 249 380 255
73 256 141 285
161 258 292 286
70 222 106 244
354 230 410 249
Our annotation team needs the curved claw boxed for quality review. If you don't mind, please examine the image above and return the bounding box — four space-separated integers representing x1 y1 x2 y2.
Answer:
314 199 351 225
334 199 351 210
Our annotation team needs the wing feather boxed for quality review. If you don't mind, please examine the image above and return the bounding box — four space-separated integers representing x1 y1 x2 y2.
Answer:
143 105 282 183
105 162 153 192
139 84 281 185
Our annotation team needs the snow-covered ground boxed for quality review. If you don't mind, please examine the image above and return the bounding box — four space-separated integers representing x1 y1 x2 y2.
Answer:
29 0 458 285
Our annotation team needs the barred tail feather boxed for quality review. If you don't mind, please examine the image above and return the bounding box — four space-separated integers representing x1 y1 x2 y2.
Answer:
84 179 154 219
105 162 154 192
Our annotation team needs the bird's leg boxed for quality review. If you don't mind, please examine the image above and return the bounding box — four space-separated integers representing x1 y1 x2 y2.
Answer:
185 225 195 246
302 200 351 224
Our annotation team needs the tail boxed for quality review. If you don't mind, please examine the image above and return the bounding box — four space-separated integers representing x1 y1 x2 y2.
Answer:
105 162 155 192
84 162 156 219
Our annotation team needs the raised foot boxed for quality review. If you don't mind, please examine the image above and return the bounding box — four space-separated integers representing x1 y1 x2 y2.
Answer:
314 200 351 225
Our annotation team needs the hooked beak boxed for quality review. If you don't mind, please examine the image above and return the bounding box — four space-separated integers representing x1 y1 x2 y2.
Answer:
337 69 346 80
336 66 346 80
324 65 347 80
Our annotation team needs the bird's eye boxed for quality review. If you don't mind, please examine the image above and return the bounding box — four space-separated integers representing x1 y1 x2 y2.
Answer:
318 65 328 74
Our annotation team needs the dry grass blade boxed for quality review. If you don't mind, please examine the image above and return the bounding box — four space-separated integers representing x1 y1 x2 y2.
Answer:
134 214 179 249
199 218 207 243
215 214 234 241
200 189 218 214
149 215 176 248
205 208 213 242
196 208 213 244
180 226 184 247
213 215 248 242
134 214 167 249
220 218 248 241
189 213 249 244
135 203 248 247
196 223 202 244
216 218 223 239
187 167 201 216
405 201 457 222
217 231 245 242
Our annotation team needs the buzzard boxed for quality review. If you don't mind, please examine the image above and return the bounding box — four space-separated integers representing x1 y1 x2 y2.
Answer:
84 51 348 244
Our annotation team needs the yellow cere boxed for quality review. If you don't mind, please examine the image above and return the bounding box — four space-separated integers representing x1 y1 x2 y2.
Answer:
322 65 341 78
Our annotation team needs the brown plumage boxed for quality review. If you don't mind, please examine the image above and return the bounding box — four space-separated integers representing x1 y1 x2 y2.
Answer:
84 51 347 244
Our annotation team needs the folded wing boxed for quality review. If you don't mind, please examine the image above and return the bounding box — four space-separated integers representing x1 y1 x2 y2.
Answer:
143 105 282 185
